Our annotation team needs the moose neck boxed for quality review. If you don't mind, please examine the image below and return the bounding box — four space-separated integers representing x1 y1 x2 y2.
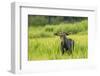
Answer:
64 35 67 39
63 35 68 42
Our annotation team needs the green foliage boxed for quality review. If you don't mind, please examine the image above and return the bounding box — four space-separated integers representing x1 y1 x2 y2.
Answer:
28 19 88 60
28 35 88 60
28 15 48 26
47 20 88 34
28 15 87 26
28 20 88 38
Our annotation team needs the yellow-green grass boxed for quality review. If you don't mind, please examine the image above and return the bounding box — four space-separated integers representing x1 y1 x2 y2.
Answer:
28 34 88 60
28 20 88 60
28 20 88 38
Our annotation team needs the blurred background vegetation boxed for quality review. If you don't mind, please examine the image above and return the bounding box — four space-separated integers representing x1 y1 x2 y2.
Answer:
28 15 88 60
28 15 88 38
28 15 87 26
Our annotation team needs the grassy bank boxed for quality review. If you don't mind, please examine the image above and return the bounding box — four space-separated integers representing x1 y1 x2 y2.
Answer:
28 20 88 60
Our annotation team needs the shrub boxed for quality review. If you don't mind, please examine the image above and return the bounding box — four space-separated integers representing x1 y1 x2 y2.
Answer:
28 20 88 38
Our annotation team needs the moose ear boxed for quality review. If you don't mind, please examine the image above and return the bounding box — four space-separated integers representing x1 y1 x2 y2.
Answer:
64 32 72 35
54 32 59 36
64 32 69 35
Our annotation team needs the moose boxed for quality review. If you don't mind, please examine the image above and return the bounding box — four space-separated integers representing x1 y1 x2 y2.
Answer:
54 32 74 55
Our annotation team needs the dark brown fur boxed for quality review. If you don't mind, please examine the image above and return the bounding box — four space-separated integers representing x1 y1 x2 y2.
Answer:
54 32 74 55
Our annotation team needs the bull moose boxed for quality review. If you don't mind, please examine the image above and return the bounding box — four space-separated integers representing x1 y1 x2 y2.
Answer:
54 32 74 55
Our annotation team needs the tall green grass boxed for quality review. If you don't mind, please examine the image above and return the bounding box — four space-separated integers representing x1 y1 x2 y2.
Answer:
45 20 88 33
28 34 88 60
28 20 88 38
28 35 88 60
28 20 88 60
